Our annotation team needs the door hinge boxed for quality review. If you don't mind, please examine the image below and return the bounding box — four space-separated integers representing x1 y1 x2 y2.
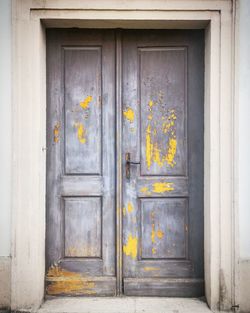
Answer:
231 304 240 312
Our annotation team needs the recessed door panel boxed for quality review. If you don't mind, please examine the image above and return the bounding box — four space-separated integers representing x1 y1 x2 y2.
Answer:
139 47 187 176
140 198 187 259
64 197 102 258
64 47 102 175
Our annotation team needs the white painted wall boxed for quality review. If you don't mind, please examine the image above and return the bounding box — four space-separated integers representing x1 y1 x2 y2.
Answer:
239 0 250 259
0 0 249 309
0 0 11 257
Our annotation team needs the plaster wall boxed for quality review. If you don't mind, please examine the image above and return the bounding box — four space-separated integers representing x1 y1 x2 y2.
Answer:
0 0 11 308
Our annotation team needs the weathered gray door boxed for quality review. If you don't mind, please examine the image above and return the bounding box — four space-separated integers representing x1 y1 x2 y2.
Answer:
122 30 204 296
46 30 116 296
46 29 204 297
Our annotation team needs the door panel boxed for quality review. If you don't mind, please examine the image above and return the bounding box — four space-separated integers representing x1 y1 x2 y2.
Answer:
139 47 187 176
64 47 102 175
46 29 116 296
122 30 204 296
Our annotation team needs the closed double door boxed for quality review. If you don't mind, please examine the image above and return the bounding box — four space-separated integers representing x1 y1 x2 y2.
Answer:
46 29 204 297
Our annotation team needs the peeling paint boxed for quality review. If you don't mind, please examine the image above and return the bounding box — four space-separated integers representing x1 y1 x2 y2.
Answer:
150 210 164 246
148 100 154 108
157 229 164 239
123 107 134 123
123 202 134 215
123 233 138 259
140 186 149 193
127 202 134 213
123 207 126 216
153 143 164 167
53 122 60 143
152 182 174 193
66 246 97 257
143 267 160 271
140 186 152 196
146 124 153 169
46 265 96 296
166 138 177 167
162 120 175 134
74 123 86 144
151 222 156 244
145 103 177 169
80 96 92 110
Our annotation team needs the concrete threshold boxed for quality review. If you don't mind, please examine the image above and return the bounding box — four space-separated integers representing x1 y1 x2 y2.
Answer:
38 297 212 313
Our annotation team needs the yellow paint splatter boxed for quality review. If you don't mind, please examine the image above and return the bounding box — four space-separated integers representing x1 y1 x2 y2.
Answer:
140 186 151 196
74 123 86 144
46 265 96 296
152 182 174 193
151 223 156 243
146 104 177 169
153 143 164 167
127 202 134 213
146 124 153 169
157 230 164 239
123 207 126 216
53 122 60 143
143 267 160 271
162 120 175 134
166 138 177 167
152 247 156 254
80 96 92 110
123 234 138 259
123 107 134 123
148 100 154 108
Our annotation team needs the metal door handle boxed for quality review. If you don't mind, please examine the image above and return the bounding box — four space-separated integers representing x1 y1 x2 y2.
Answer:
125 152 140 179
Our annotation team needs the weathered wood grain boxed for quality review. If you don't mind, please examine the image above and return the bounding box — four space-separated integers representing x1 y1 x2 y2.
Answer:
124 278 204 297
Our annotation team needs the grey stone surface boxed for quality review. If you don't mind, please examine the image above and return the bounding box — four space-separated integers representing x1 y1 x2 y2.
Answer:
38 297 212 313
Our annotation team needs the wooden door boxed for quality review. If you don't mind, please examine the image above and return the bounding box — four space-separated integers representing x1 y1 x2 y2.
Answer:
122 30 204 296
46 30 116 296
46 29 204 298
